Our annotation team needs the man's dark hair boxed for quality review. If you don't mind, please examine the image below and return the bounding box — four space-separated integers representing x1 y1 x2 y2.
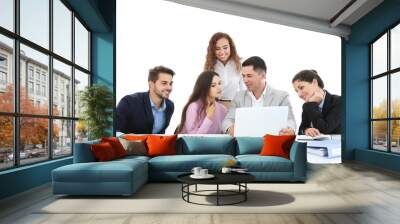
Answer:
148 66 175 82
242 56 267 73
292 69 324 88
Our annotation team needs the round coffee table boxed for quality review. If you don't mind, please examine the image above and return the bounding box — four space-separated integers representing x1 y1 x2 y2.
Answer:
177 172 255 206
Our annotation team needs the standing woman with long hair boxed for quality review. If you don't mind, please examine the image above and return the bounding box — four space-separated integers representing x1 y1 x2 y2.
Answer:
177 71 227 134
204 32 244 107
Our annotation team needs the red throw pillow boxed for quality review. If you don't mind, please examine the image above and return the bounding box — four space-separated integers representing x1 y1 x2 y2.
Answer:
146 135 177 157
91 142 117 161
101 137 127 158
259 134 296 159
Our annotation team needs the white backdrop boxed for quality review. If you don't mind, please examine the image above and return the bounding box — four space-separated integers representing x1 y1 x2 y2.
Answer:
117 0 341 134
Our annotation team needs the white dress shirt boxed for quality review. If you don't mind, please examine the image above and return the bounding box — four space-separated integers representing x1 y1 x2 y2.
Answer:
222 83 297 132
214 60 245 100
248 82 268 107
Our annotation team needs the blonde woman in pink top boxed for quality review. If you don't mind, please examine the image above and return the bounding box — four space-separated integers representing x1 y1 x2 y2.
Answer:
177 71 228 134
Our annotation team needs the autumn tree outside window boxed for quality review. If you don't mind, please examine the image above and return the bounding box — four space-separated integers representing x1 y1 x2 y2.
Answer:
370 23 400 154
0 0 91 170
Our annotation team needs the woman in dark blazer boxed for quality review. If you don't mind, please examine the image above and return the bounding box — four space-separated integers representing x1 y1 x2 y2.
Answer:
292 70 341 136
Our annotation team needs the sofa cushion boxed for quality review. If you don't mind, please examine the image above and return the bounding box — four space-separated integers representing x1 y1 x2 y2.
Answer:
260 134 296 159
123 134 149 141
119 138 147 156
235 137 263 155
147 135 177 157
101 137 127 158
91 142 118 161
52 157 149 195
236 155 293 172
116 155 150 163
148 154 235 172
52 159 147 183
74 140 100 163
177 136 235 155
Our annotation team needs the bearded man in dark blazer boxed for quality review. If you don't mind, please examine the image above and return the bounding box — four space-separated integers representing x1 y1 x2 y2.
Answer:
116 66 175 134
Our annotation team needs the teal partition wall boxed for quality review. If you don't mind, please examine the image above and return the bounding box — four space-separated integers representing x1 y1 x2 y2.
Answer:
0 158 72 199
344 0 400 171
0 0 116 200
92 33 114 87
343 44 370 160
91 0 116 135
92 32 115 136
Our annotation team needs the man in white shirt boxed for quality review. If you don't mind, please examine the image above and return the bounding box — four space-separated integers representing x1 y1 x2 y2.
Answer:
222 56 296 136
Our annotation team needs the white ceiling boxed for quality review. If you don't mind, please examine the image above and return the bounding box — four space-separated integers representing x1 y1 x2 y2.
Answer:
165 0 384 38
227 0 352 22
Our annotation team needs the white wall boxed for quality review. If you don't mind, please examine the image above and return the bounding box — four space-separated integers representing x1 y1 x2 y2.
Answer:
117 0 341 134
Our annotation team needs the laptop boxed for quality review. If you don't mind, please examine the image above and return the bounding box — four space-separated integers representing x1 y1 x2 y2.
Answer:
234 106 288 137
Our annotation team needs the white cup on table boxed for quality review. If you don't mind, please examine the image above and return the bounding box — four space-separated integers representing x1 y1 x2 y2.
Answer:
199 169 208 176
191 167 202 176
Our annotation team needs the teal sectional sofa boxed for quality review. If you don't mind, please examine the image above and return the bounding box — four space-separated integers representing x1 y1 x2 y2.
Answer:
52 136 307 196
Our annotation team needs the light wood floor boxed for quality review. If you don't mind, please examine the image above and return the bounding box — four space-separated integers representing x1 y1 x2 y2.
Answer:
1 162 400 224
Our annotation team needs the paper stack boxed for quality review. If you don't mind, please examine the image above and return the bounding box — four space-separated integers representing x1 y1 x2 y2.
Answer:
306 139 341 158
297 134 331 141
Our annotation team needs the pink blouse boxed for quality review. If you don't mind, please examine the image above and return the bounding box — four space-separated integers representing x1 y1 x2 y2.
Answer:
180 100 228 134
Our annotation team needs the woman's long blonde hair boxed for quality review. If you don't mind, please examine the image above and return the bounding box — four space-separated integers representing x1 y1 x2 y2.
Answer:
204 32 241 72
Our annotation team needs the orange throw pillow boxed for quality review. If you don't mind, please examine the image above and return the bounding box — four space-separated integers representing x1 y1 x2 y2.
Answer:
91 142 117 161
259 134 296 159
101 137 127 158
146 135 177 157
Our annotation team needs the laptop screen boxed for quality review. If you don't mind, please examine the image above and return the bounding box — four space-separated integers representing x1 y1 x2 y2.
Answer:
234 106 288 137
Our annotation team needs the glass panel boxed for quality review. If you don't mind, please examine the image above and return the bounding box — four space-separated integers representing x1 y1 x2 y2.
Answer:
372 121 388 151
391 24 400 70
372 77 387 119
391 120 400 153
74 17 89 70
75 120 88 143
20 0 49 49
0 34 14 112
372 33 387 76
0 116 13 170
53 0 72 60
20 117 49 165
20 44 49 115
391 72 400 118
0 0 14 31
53 59 72 117
74 69 89 118
53 119 72 158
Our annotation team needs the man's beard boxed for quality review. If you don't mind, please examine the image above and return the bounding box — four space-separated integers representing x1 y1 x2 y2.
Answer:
154 89 169 100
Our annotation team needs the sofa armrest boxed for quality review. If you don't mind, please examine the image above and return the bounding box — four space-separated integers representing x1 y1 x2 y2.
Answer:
73 140 100 163
289 141 307 181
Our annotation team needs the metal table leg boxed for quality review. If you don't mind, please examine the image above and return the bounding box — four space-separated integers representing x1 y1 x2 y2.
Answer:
217 184 219 206
245 183 247 201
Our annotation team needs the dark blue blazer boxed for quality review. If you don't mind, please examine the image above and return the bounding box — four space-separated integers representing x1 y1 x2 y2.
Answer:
298 90 341 135
116 92 174 134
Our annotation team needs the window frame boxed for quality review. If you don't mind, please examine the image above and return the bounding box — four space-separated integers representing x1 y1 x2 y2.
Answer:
0 53 7 68
370 20 400 154
0 70 7 85
0 53 8 88
0 0 92 171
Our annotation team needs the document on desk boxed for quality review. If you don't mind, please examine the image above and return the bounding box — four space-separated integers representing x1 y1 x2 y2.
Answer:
307 147 328 157
307 139 341 158
296 134 331 141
